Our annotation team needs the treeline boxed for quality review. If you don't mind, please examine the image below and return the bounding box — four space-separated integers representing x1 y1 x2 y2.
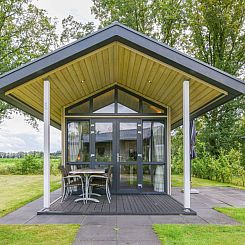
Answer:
0 151 61 159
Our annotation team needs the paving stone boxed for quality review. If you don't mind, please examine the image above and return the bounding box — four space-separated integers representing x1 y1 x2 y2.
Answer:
117 241 160 245
75 225 117 241
116 227 159 241
82 215 117 226
149 215 186 224
117 215 152 227
73 241 117 245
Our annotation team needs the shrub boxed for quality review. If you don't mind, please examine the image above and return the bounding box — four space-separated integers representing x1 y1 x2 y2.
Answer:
16 155 42 174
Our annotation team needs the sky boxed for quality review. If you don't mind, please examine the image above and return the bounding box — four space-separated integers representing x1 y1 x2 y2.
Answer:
0 0 96 153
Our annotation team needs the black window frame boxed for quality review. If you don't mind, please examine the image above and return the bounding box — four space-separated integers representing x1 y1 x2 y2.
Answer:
65 85 167 116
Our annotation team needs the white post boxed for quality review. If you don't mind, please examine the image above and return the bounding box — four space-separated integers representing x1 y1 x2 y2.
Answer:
167 107 172 195
43 79 50 209
183 80 191 210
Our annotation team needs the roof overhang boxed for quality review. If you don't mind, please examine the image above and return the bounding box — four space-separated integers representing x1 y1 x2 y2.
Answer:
0 22 244 129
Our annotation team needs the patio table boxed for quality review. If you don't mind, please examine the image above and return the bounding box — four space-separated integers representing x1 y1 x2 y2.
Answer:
69 168 105 203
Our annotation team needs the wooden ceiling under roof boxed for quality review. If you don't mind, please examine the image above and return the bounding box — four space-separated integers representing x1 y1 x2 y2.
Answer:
5 42 226 125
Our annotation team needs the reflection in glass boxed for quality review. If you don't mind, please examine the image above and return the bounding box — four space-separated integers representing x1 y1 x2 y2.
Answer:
143 121 165 162
93 90 115 113
118 90 139 113
67 100 90 114
142 101 165 114
67 121 90 162
95 122 113 162
119 122 137 162
143 164 164 192
120 164 137 189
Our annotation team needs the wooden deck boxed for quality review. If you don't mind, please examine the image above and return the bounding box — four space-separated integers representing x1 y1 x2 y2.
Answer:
39 194 196 215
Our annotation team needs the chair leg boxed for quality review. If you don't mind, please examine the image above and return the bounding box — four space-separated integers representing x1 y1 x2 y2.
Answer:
61 186 67 202
106 180 111 204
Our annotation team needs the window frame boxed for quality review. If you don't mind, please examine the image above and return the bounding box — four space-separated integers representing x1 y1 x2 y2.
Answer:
65 85 167 116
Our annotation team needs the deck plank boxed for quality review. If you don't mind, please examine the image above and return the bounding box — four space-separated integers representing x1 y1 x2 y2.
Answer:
45 194 196 215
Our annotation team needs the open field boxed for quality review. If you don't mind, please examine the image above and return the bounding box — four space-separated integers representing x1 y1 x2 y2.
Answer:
0 224 79 245
0 175 61 217
153 224 245 245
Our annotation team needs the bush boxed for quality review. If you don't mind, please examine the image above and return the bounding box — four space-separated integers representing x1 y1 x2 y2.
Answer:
172 147 245 187
0 156 61 175
16 155 42 174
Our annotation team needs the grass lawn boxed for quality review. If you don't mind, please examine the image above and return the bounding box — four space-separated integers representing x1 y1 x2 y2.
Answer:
0 175 61 217
153 224 245 245
172 174 245 189
0 224 80 245
215 207 245 224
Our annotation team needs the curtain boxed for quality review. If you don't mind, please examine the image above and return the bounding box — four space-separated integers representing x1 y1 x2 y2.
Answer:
68 122 82 163
153 123 164 192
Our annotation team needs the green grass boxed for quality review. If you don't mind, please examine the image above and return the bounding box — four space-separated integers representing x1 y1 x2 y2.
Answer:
172 174 245 189
153 224 245 245
215 208 245 224
0 224 80 245
0 175 61 217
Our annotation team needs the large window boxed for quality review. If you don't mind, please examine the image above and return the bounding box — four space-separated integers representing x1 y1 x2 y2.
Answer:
95 122 113 162
65 87 166 116
67 121 90 163
143 121 165 162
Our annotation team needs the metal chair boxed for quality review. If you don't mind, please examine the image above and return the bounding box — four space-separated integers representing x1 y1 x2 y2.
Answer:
88 166 112 203
59 165 85 203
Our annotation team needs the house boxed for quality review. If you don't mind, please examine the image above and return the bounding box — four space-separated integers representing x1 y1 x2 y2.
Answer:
0 22 244 213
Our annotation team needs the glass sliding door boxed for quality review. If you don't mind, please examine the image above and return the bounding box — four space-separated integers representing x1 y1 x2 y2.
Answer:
142 121 165 193
91 120 116 192
117 121 140 192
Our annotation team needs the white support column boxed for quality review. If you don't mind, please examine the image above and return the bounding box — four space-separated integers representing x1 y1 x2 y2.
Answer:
167 107 172 195
43 79 50 209
183 80 191 210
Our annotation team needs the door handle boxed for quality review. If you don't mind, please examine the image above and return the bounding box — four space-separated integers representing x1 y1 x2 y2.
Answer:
117 153 121 162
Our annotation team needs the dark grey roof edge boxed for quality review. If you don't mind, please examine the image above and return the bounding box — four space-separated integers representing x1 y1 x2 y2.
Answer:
0 22 244 94
171 93 237 129
115 23 245 88
0 22 118 80
0 93 60 129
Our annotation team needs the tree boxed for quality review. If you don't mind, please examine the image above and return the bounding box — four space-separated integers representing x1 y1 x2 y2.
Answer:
0 0 58 126
184 0 245 156
91 0 185 46
60 15 95 45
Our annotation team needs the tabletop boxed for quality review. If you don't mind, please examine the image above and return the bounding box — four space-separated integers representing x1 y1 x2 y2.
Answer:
69 168 105 175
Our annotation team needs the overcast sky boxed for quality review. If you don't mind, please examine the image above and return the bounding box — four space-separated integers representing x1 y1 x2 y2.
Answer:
0 0 96 153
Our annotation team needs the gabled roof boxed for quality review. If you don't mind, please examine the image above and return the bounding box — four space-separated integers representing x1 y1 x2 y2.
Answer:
0 22 244 129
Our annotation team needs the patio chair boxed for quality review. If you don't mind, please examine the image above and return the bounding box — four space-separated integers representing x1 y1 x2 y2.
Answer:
88 166 112 203
59 165 85 203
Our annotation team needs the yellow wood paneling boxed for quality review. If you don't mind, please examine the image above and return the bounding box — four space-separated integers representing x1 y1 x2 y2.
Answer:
6 42 227 126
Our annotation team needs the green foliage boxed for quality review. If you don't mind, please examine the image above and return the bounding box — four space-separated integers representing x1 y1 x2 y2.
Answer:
16 155 41 174
172 144 245 186
183 0 245 158
0 0 58 125
60 15 95 44
0 157 60 175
